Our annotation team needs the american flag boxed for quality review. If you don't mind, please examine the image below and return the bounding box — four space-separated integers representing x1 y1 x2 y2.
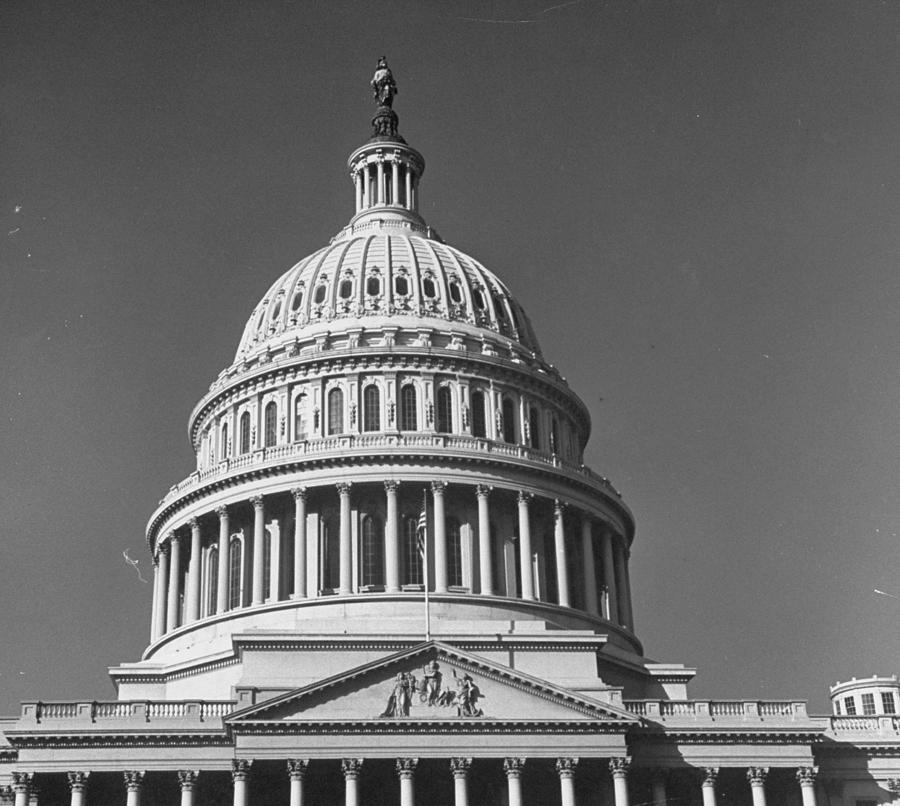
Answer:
416 498 428 557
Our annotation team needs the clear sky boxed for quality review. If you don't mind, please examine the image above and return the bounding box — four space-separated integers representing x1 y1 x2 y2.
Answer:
3 0 900 715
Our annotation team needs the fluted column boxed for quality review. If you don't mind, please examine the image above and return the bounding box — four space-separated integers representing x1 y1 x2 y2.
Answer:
354 171 362 213
391 160 400 205
600 527 619 624
553 501 570 607
620 544 635 630
450 758 472 806
747 768 768 806
156 544 170 634
432 481 448 592
405 168 413 211
504 758 525 806
66 773 87 806
186 518 202 622
396 758 418 806
701 769 718 806
385 481 400 592
581 516 598 615
216 505 230 613
251 495 265 605
363 164 371 207
797 767 818 806
610 758 630 806
342 759 363 806
178 770 199 806
517 492 534 599
13 773 32 806
376 159 385 204
292 488 307 599
557 758 578 806
338 483 352 594
287 760 308 806
232 760 251 806
476 485 493 594
150 560 160 640
166 532 182 631
124 771 144 806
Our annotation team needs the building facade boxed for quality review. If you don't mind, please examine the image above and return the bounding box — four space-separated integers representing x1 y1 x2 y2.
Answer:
2 61 899 806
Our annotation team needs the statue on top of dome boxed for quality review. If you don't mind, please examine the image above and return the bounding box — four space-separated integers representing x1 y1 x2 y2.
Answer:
371 57 398 108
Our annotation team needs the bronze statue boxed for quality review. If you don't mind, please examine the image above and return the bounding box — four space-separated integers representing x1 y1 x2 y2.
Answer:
371 57 398 108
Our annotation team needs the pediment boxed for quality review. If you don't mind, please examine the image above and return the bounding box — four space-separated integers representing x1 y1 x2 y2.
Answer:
227 641 638 727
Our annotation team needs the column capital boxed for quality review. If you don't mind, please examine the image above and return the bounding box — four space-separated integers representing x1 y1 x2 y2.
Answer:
556 757 579 778
503 758 526 778
123 771 144 792
384 480 400 494
0 785 12 803
395 758 419 779
337 482 353 496
250 495 264 510
177 770 199 791
166 530 177 545
517 490 533 505
188 517 199 530
66 772 88 792
887 779 900 796
476 484 492 498
291 486 308 502
342 758 364 779
450 757 472 778
554 499 567 515
609 757 631 778
796 767 818 786
232 759 252 782
702 768 719 786
12 773 33 793
747 768 769 786
431 480 447 494
287 759 309 781
215 504 229 518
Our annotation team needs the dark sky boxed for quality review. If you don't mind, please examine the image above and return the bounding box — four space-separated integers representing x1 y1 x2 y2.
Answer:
3 0 900 715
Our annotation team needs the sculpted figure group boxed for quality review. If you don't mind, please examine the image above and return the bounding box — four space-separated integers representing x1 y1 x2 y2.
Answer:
380 661 483 718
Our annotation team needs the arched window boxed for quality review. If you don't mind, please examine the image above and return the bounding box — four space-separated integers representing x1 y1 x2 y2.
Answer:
436 386 452 434
294 396 306 441
399 385 417 431
363 385 381 432
264 401 277 448
228 536 243 610
471 390 486 438
361 516 385 587
528 406 541 450
501 397 516 443
402 515 423 585
447 518 463 587
220 422 229 459
206 547 218 617
328 388 344 435
239 411 251 454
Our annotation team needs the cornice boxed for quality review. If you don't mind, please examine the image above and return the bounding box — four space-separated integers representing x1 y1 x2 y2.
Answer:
231 719 628 735
5 730 231 749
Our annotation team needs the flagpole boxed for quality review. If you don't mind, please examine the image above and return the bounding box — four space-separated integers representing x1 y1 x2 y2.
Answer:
423 489 431 641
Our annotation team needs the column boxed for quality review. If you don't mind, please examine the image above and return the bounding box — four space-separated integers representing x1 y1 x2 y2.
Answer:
450 758 471 806
66 773 87 806
156 544 169 635
166 532 182 631
13 773 32 806
232 760 252 806
553 501 570 607
517 492 534 600
251 495 265 605
363 164 371 207
581 516 598 615
385 481 400 592
621 544 635 630
292 488 308 599
186 518 202 622
651 773 667 806
150 560 160 640
557 758 578 806
610 757 630 806
124 771 144 806
376 159 385 204
747 768 768 806
701 768 718 806
337 483 352 594
216 505 230 613
178 771 199 806
353 171 362 213
600 527 619 624
797 767 818 806
476 485 493 594
26 786 38 806
503 758 525 806
405 168 413 211
391 159 400 205
342 759 363 806
396 758 418 806
287 760 308 806
432 481 448 592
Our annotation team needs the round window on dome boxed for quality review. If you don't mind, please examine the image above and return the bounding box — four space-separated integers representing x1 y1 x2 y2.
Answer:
339 279 353 299
366 276 381 296
291 288 304 312
422 277 437 299
449 281 463 304
395 275 409 296
314 284 327 305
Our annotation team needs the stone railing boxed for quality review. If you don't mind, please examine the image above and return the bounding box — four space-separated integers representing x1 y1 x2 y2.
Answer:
19 700 235 727
160 433 622 507
623 700 809 721
828 715 900 734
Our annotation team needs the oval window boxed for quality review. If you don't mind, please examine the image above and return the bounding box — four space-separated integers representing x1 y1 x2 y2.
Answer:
314 285 327 304
366 276 380 296
271 300 282 320
449 281 463 303
339 279 353 299
422 277 436 298
473 289 486 311
395 275 409 295
291 289 304 312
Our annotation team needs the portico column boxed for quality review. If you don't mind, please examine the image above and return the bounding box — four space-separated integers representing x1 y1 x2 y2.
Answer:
178 771 199 806
476 485 493 594
251 495 265 605
432 481 448 592
156 544 170 634
610 757 631 806
797 767 818 806
166 532 182 631
291 488 308 599
337 483 353 594
600 527 619 624
581 516 598 615
503 758 525 806
651 772 667 806
553 501 570 607
231 760 251 806
287 760 308 806
517 492 535 599
396 758 418 806
66 773 87 806
701 768 718 806
385 481 400 592
124 771 144 806
186 518 201 622
216 505 230 613
747 768 768 806
342 759 363 806
13 773 32 806
450 758 472 806
557 758 578 806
